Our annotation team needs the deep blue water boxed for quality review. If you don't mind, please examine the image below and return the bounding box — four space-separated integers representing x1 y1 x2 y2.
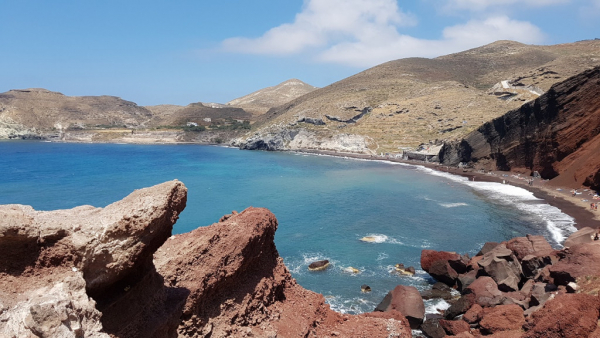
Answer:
0 141 576 314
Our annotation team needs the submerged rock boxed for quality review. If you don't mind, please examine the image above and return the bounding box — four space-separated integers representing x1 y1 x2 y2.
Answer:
308 260 330 271
343 266 360 274
394 263 416 276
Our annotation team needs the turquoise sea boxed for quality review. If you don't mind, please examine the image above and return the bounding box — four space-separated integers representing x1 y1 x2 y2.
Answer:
0 141 576 314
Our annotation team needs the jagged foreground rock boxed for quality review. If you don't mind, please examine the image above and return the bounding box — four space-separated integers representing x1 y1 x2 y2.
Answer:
0 181 412 337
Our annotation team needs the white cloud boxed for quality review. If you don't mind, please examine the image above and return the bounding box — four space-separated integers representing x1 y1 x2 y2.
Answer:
220 0 546 68
440 0 570 12
319 16 545 66
221 0 416 55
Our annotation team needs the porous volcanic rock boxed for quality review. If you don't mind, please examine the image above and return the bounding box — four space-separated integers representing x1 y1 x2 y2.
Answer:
479 304 525 334
439 318 470 335
151 207 413 338
524 293 600 338
0 180 188 338
421 249 461 272
549 241 600 285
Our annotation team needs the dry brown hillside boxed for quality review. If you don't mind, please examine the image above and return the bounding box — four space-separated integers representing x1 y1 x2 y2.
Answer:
0 88 153 136
152 102 252 127
244 40 600 154
227 79 317 117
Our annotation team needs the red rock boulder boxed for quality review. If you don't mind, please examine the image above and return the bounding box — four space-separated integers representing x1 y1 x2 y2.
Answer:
478 244 523 292
549 241 600 285
506 235 554 261
563 226 597 248
463 304 483 324
374 285 425 329
479 304 525 334
440 319 470 335
524 293 600 338
421 249 461 272
465 276 503 307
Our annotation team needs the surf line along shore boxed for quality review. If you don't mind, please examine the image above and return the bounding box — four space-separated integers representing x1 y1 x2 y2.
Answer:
292 148 600 232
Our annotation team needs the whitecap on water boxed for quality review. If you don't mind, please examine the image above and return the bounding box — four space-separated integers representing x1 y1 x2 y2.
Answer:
439 202 468 208
376 253 389 261
415 166 577 246
359 234 389 243
326 295 378 314
359 234 405 245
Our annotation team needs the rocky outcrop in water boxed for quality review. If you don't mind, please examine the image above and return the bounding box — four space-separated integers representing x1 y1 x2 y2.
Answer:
0 182 412 337
440 66 600 190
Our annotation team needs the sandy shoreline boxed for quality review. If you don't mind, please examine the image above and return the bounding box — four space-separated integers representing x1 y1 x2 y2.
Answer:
295 149 600 231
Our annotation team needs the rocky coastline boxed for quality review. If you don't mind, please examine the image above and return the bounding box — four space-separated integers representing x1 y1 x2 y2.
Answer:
0 181 412 338
2 180 600 337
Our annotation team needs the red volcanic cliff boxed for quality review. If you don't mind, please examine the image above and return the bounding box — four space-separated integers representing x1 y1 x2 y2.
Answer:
0 181 411 338
441 66 600 190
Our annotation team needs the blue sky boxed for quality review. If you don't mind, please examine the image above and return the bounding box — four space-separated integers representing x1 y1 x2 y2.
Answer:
2 0 599 106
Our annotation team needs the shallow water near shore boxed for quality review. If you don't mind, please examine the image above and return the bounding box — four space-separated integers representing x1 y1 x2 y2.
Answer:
0 141 576 314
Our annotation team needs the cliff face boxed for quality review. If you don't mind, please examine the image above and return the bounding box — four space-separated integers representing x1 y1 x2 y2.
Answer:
440 66 600 190
0 182 412 338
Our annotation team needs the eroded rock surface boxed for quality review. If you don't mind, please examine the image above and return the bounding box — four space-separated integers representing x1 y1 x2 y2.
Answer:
1 182 412 337
0 180 187 338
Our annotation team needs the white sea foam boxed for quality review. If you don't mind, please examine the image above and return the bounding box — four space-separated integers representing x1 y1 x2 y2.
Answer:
326 295 378 314
359 234 406 245
376 252 389 261
415 166 577 246
360 234 388 243
439 202 469 208
425 298 452 314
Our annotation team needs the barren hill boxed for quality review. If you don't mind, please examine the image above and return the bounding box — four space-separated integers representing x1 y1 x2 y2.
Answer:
0 88 153 138
153 102 252 127
235 40 600 154
227 79 317 117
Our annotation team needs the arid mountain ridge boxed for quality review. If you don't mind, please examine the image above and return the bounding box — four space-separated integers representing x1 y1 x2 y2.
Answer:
0 79 317 142
1 40 599 152
236 39 600 154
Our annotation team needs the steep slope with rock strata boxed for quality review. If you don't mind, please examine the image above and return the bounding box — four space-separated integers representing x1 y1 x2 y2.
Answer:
440 66 600 191
235 40 600 154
